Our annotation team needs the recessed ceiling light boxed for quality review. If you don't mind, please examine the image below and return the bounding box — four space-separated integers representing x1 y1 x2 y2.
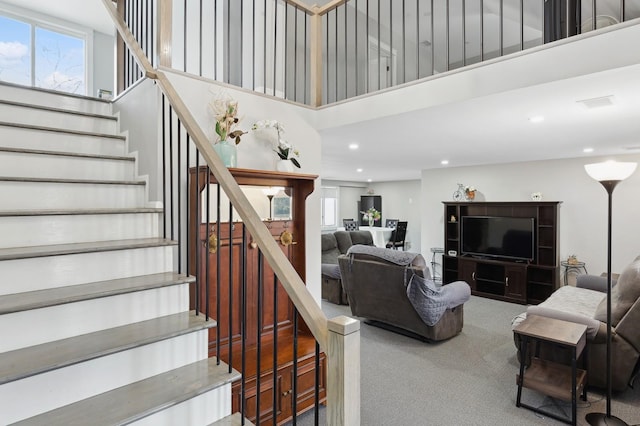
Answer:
349 143 359 150
529 116 544 123
441 160 449 165
583 148 594 153
356 168 363 172
367 179 372 182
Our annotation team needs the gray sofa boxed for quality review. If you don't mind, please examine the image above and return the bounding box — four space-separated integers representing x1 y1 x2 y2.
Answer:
512 255 640 391
338 246 470 342
321 230 374 304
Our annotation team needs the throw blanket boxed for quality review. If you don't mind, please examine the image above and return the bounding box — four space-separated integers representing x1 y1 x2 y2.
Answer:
406 274 471 326
346 245 420 266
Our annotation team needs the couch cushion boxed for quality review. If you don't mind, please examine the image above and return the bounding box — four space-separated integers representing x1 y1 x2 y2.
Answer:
349 230 374 246
321 233 338 252
595 255 640 327
335 231 354 254
321 233 342 264
321 263 342 279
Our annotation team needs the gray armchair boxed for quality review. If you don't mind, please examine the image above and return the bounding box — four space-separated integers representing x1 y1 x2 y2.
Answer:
339 246 470 342
512 255 640 391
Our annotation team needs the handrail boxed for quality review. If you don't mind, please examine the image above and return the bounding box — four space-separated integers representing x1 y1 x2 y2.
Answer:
100 0 329 350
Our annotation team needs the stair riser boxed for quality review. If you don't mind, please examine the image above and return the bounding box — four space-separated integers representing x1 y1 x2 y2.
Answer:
0 125 126 156
0 284 190 352
0 330 209 424
0 84 112 115
0 246 174 294
133 385 232 426
0 103 117 134
0 213 161 248
0 151 135 181
0 181 146 209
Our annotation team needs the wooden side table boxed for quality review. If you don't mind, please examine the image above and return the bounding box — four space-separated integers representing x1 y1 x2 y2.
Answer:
514 315 588 425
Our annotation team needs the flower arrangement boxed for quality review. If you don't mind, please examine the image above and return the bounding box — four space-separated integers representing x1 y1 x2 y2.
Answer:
209 93 246 144
252 119 301 168
361 207 381 222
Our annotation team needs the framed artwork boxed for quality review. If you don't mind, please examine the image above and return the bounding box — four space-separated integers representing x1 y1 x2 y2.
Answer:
273 192 291 219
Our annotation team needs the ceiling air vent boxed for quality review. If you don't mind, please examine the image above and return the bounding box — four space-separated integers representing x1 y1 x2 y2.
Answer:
576 95 614 109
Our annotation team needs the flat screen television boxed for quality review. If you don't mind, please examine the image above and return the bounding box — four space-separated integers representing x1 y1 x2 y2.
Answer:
461 216 535 262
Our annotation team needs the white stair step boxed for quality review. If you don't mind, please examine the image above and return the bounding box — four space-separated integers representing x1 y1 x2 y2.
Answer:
0 273 194 352
0 121 126 156
0 81 112 115
12 358 239 426
0 312 216 424
0 208 162 248
210 413 255 426
0 239 176 294
0 100 118 134
0 177 147 209
0 147 135 181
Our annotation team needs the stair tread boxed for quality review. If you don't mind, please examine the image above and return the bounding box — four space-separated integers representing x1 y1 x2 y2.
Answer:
0 207 163 217
0 98 117 120
0 121 125 140
0 311 217 385
0 238 177 261
0 146 134 161
13 358 238 426
0 176 145 185
209 413 255 426
0 272 195 315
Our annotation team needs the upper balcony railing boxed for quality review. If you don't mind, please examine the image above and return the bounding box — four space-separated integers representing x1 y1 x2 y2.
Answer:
116 0 639 103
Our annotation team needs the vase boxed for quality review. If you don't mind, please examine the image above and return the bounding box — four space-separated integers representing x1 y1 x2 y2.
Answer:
466 191 475 201
276 159 294 173
368 218 374 227
212 140 237 168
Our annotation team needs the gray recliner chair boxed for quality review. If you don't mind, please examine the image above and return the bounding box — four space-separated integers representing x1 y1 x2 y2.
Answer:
339 246 470 342
512 255 640 391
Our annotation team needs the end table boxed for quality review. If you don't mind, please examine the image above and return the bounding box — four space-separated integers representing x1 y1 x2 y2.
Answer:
514 314 588 425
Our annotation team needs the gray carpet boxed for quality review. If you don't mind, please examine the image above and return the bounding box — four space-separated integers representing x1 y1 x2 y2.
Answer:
291 296 640 425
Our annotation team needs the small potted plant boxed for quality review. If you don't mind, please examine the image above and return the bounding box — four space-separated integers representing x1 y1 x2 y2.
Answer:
252 120 301 172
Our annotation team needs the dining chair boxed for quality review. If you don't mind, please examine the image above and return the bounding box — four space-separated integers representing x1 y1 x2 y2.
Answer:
343 219 359 231
386 221 407 250
385 219 399 229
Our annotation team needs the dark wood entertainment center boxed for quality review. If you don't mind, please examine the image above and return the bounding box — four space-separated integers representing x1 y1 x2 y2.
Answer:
442 201 561 305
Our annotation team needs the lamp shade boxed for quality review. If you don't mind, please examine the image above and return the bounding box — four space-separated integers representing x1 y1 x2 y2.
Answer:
585 161 637 182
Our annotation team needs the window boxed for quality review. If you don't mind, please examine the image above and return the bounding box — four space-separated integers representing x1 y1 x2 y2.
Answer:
0 13 86 94
321 186 338 230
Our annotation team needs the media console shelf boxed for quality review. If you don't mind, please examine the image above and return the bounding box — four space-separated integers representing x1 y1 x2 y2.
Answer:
443 201 561 305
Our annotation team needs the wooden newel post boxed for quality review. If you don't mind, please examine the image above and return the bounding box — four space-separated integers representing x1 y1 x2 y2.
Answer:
327 315 360 426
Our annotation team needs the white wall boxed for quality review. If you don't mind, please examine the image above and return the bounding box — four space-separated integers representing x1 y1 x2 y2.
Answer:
421 154 640 276
160 70 323 303
113 79 160 201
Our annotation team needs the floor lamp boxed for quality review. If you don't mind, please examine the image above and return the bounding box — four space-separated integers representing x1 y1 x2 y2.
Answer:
584 160 637 426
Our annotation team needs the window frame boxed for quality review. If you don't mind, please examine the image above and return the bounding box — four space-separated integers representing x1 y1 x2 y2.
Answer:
0 3 93 95
321 186 339 231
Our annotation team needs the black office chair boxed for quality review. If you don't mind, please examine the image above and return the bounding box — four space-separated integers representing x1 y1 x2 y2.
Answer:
343 219 359 231
385 219 399 229
386 221 407 250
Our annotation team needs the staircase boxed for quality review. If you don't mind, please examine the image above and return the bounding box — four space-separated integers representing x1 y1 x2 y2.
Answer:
0 82 246 425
